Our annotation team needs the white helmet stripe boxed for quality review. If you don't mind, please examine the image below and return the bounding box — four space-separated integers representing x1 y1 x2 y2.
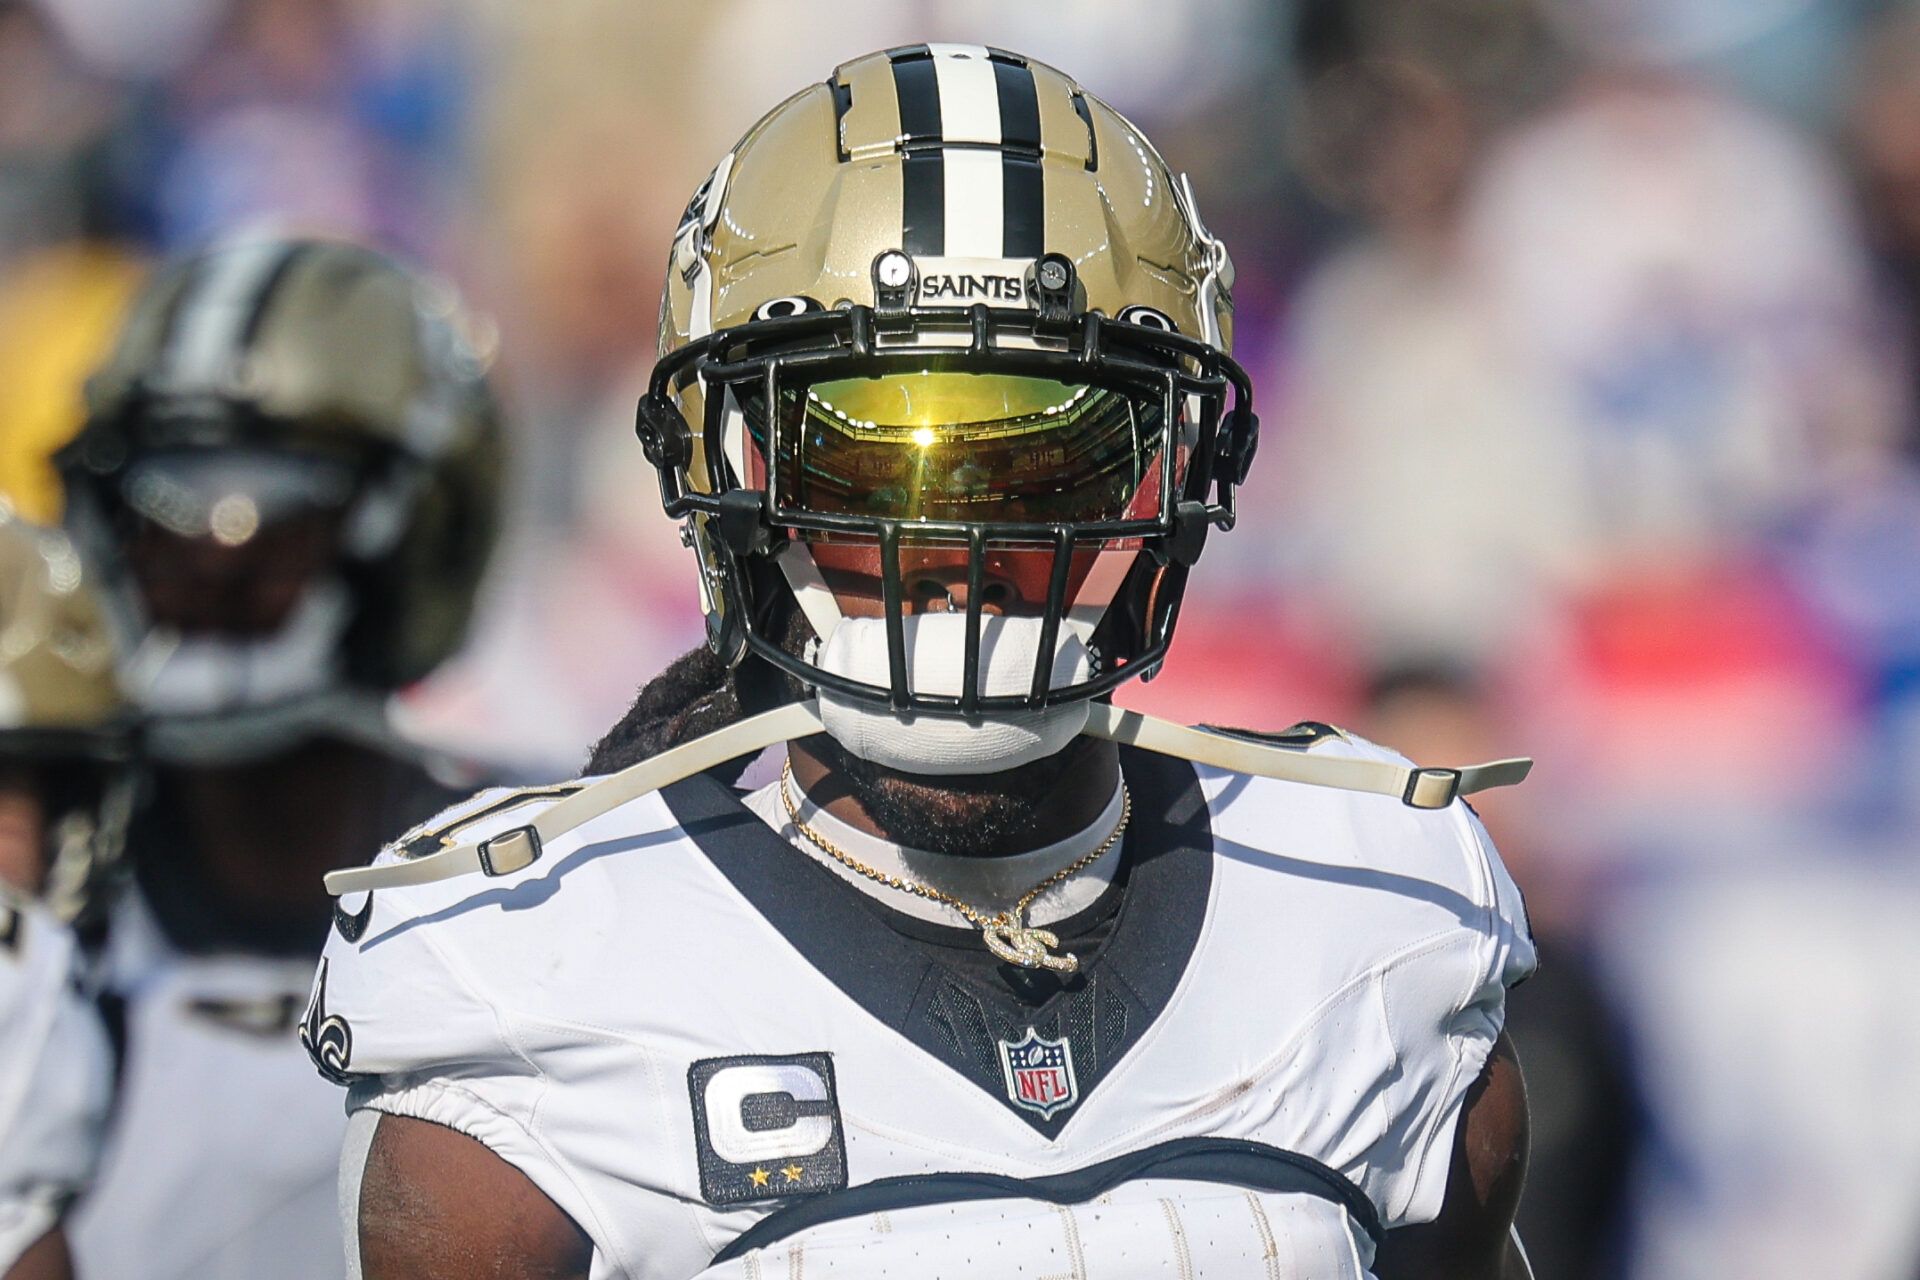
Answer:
928 47 1007 258
928 45 1001 144
942 147 1006 258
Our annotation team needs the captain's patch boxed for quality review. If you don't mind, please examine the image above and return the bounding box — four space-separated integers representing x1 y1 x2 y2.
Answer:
999 1027 1079 1119
688 1053 848 1206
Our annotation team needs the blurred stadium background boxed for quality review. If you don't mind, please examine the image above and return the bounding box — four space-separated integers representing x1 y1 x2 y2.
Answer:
4 0 1920 1275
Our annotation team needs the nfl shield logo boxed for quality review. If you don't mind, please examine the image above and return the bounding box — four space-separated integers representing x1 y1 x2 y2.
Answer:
998 1028 1080 1119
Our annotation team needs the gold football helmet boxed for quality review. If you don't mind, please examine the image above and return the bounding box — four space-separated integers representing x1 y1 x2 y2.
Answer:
0 510 136 917
59 236 504 761
639 45 1258 718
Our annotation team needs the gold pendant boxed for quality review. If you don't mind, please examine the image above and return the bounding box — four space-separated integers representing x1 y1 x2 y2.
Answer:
982 916 1079 974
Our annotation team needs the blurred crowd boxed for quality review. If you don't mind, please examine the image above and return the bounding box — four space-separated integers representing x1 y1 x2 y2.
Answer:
4 0 1920 1276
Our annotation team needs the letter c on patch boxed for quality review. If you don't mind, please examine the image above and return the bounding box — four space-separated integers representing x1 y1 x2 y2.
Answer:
702 1062 834 1164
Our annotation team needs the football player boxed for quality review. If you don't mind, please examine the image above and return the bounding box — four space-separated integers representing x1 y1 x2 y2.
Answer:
0 513 137 913
53 235 505 1280
316 47 1537 1279
0 517 122 1280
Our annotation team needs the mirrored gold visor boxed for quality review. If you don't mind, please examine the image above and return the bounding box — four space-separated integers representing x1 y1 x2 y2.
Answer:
747 371 1168 524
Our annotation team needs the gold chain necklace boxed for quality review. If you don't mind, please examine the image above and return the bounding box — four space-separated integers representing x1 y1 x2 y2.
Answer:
779 760 1131 975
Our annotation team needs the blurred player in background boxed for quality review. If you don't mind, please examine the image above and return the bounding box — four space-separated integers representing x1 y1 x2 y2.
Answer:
0 515 125 1280
51 235 505 1280
0 513 138 913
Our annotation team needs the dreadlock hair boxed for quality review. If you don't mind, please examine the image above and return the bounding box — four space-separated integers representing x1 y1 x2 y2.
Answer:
585 643 747 776
586 587 810 778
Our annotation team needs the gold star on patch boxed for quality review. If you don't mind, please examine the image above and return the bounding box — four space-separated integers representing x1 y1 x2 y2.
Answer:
749 1167 770 1188
781 1164 804 1184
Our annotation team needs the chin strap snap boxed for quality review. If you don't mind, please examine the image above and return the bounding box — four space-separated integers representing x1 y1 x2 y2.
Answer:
322 701 1533 898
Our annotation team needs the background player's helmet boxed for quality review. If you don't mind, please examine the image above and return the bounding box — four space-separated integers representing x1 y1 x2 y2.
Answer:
59 236 504 763
0 511 137 921
640 45 1258 759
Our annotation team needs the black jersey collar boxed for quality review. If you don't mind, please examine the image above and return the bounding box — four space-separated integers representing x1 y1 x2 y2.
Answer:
661 745 1214 1138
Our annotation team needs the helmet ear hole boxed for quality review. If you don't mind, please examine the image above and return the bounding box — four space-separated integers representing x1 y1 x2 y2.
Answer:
752 296 823 321
1118 305 1177 333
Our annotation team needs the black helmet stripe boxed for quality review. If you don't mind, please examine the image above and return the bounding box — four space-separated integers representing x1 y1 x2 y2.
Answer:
158 239 305 391
888 45 1046 260
889 46 945 255
235 241 319 350
990 52 1044 258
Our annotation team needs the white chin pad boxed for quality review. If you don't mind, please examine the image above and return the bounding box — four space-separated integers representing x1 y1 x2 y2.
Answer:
814 613 1093 776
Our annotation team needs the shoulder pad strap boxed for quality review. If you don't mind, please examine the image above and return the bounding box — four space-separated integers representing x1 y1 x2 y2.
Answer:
393 786 586 861
322 700 1534 898
1086 706 1530 809
325 701 828 897
1197 721 1348 749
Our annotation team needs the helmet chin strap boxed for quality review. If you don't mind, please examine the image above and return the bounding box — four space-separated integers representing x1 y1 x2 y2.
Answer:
323 700 1532 898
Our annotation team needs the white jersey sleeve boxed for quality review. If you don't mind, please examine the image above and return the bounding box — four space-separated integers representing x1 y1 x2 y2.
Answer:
0 893 113 1271
1199 726 1537 1231
1397 798 1536 1220
309 786 615 1269
1375 738 1535 1228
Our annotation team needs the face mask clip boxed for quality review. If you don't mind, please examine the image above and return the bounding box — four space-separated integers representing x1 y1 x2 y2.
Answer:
1031 254 1077 328
1221 410 1260 485
637 396 694 470
1165 500 1213 567
871 250 918 316
715 488 773 557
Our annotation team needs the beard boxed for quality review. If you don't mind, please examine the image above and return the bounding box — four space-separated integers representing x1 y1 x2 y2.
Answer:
801 729 1108 857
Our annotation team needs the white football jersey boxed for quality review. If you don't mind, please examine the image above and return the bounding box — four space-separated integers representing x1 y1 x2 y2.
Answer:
0 891 112 1273
317 731 1535 1280
68 890 347 1280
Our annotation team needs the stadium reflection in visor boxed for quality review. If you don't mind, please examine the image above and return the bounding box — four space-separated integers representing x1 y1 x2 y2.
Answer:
749 371 1169 527
740 370 1183 617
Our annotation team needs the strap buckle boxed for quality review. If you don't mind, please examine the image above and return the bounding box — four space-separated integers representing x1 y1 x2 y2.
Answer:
1402 767 1461 810
477 826 542 877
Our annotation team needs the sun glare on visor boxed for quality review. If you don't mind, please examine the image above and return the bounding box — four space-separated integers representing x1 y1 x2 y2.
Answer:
747 371 1167 526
